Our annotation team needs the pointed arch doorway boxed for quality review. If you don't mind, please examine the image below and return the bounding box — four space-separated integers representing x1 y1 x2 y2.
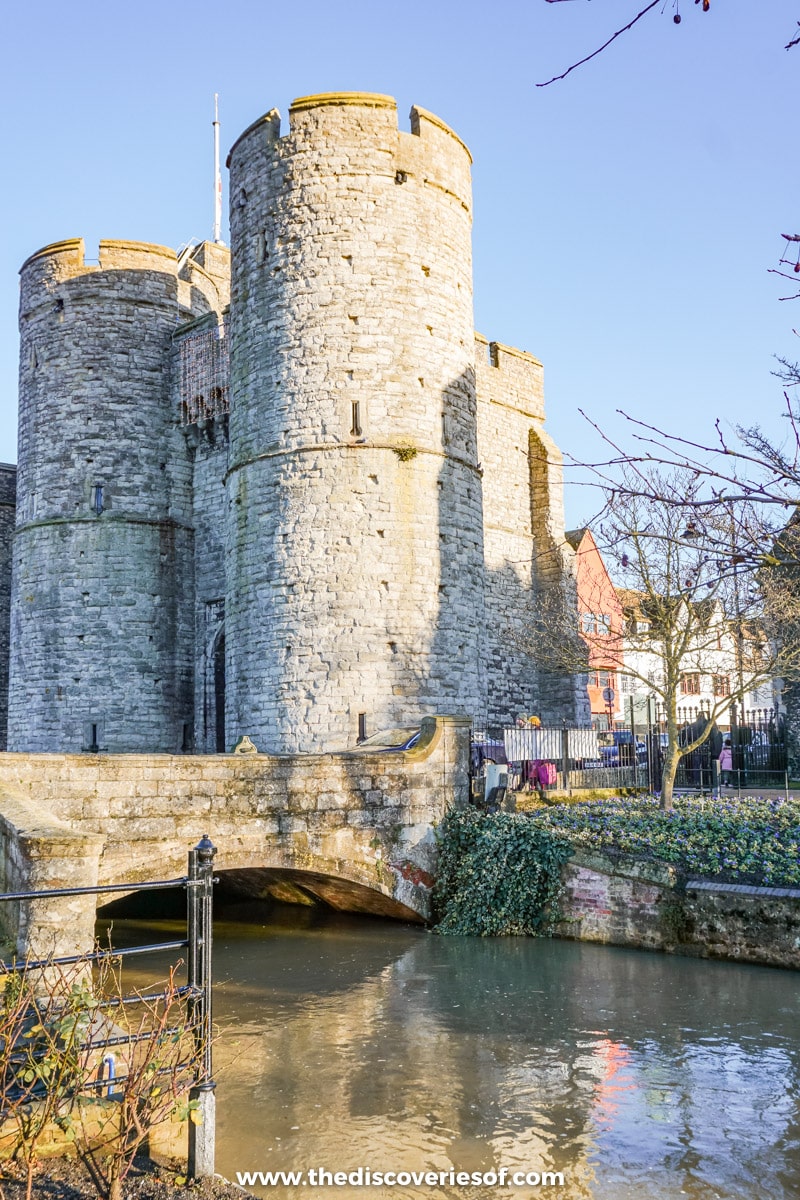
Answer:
204 605 226 754
213 629 226 753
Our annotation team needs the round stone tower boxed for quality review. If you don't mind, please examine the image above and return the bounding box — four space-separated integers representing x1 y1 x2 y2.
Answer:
9 239 194 752
226 92 486 752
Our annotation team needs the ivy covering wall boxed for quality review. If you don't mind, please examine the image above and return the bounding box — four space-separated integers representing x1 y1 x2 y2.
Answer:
433 809 573 936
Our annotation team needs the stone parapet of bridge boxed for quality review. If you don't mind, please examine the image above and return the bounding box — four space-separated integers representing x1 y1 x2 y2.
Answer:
0 715 469 959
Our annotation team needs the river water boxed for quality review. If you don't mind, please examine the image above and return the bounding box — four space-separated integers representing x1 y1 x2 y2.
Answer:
102 902 800 1200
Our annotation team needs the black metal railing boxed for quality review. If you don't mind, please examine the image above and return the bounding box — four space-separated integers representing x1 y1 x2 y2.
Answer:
471 715 790 799
0 834 217 1179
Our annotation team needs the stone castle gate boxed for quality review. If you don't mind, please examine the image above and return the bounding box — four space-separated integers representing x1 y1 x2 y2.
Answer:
0 716 469 959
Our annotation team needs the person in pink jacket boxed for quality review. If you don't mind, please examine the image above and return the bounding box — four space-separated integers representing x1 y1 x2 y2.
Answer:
719 739 733 787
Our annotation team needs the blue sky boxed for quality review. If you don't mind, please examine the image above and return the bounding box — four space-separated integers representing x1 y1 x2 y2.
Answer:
2 1 797 526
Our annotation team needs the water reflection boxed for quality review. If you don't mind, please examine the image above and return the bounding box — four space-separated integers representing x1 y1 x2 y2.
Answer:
100 902 800 1200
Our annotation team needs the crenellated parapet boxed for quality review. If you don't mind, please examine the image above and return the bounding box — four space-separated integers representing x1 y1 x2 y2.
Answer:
177 241 231 318
20 238 179 310
475 336 545 421
228 92 472 216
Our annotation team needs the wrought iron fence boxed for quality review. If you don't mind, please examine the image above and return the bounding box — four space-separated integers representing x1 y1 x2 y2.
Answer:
472 712 789 800
0 835 217 1179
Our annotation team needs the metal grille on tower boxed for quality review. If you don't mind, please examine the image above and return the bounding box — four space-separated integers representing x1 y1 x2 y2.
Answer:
178 323 230 425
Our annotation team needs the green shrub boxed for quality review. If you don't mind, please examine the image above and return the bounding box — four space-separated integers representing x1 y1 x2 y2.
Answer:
433 809 573 936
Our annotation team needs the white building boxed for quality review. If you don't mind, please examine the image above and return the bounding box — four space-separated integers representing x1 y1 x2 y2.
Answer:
615 589 780 730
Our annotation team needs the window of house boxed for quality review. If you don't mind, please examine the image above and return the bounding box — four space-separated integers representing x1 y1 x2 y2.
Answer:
620 673 635 694
713 674 731 697
681 673 701 695
594 671 616 690
582 613 613 635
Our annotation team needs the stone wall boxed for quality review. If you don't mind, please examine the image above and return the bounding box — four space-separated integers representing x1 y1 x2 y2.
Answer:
558 850 800 969
0 715 470 956
173 311 230 753
476 338 588 727
178 241 231 316
10 95 586 758
0 792 103 959
190 431 228 752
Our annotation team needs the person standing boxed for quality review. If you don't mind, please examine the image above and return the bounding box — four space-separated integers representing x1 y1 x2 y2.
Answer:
719 738 733 788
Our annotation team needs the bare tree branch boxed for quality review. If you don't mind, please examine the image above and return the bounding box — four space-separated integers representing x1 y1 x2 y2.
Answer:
515 466 800 806
537 1 662 87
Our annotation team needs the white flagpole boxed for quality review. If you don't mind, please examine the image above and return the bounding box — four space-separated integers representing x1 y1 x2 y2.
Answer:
213 94 223 244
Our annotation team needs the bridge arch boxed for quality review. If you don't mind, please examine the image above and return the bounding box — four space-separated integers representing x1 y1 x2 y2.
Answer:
215 865 426 923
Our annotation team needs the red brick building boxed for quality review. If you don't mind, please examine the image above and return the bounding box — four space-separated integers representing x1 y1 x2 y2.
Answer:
565 529 624 727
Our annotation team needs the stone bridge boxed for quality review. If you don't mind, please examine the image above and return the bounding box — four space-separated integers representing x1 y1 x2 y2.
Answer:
0 716 469 959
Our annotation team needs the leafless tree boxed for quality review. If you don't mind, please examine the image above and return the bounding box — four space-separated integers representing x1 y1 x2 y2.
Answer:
517 467 800 807
77 960 203 1200
0 955 205 1200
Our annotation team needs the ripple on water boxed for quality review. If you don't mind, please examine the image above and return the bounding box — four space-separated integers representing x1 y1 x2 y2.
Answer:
100 909 800 1200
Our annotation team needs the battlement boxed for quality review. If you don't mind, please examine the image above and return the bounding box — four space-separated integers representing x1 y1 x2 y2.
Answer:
20 239 229 322
177 241 231 316
286 91 471 159
21 238 177 277
475 334 545 420
19 238 180 317
485 338 543 374
188 240 230 281
409 105 472 164
19 237 85 274
289 90 396 115
98 239 177 271
228 92 472 211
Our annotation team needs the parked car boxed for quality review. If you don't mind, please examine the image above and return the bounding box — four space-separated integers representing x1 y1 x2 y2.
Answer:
599 732 647 767
742 731 773 768
472 738 507 765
